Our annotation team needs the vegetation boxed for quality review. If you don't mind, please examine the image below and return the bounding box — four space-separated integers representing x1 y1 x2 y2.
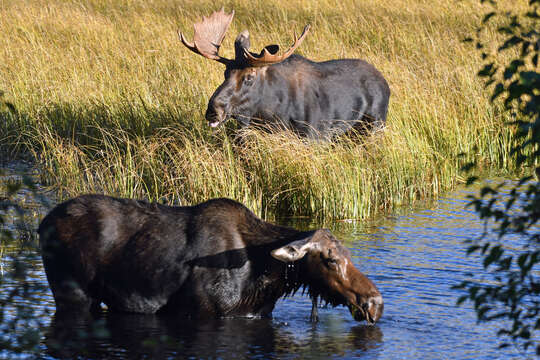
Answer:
0 0 526 219
0 1 537 357
456 0 539 355
0 172 48 356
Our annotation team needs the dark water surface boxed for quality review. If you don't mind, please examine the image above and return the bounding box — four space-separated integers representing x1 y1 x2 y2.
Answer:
0 164 532 359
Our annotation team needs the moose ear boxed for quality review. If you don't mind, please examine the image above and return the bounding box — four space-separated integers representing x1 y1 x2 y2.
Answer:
271 236 318 263
235 30 251 59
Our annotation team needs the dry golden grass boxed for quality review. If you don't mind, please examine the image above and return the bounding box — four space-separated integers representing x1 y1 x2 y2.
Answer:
0 0 525 219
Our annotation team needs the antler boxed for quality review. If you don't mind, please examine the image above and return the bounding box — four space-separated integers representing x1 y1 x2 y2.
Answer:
178 8 234 65
243 25 311 67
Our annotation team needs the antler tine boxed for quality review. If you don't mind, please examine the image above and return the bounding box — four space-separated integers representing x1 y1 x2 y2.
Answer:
244 24 311 67
178 8 234 65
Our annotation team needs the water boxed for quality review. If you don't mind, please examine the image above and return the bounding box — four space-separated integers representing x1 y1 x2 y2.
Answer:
0 166 534 359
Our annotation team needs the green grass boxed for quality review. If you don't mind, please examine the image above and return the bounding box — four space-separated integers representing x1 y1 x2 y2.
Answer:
0 0 525 220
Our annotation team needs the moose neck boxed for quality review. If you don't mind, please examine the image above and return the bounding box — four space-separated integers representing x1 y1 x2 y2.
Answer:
230 228 312 314
278 259 305 298
274 258 341 307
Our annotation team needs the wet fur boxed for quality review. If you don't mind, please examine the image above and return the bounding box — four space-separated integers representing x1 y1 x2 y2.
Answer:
39 195 361 318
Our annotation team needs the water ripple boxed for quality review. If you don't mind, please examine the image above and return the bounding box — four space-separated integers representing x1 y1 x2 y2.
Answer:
1 176 535 359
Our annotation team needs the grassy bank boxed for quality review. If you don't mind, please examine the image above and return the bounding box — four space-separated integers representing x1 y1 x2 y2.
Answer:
0 0 523 220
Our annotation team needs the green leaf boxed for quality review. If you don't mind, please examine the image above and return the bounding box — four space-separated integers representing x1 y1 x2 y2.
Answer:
462 162 477 172
467 245 481 254
466 176 479 185
481 186 497 197
519 71 540 87
498 257 512 271
483 245 503 268
457 295 469 306
478 63 496 77
482 12 496 23
478 305 491 320
481 242 490 255
498 36 522 51
518 253 528 270
491 83 505 101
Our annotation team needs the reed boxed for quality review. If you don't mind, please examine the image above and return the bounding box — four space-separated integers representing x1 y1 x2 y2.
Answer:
0 0 524 220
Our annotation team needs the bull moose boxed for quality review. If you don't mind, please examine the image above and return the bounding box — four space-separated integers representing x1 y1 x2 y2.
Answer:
39 195 383 323
179 9 390 139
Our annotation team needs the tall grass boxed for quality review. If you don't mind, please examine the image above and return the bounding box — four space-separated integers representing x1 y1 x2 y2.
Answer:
0 0 524 219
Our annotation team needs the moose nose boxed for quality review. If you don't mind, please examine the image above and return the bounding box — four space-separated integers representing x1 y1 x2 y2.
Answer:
367 295 384 324
349 293 383 324
205 107 222 127
205 100 227 127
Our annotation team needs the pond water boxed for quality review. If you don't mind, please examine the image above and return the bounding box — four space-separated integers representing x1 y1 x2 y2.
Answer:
0 164 532 359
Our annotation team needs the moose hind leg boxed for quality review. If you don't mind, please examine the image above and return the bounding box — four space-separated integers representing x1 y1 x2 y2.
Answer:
51 279 99 315
42 251 100 315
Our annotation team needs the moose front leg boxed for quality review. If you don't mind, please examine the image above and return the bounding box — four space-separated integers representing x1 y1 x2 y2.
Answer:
310 296 318 322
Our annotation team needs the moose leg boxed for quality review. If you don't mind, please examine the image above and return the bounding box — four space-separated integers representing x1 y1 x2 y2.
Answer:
47 274 99 315
310 296 318 322
41 245 100 315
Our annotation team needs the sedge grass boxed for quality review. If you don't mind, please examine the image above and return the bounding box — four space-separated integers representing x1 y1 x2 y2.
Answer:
0 0 526 220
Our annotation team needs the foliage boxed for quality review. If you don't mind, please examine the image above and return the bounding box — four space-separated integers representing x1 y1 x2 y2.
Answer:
0 173 48 356
456 0 540 355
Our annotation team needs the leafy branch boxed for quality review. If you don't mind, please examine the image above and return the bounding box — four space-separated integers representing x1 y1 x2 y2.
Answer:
456 0 540 355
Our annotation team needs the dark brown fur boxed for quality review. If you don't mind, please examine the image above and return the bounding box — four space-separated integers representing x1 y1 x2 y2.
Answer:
206 54 390 139
39 195 383 322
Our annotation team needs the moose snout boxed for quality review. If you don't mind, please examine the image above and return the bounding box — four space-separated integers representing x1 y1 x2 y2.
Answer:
366 295 384 324
341 262 384 324
205 100 228 128
205 106 222 128
348 294 383 324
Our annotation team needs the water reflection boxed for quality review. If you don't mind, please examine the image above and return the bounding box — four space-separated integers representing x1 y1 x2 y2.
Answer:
45 311 383 359
1 164 533 359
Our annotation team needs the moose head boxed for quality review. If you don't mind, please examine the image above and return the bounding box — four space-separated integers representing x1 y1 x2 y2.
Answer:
179 8 310 129
271 229 383 324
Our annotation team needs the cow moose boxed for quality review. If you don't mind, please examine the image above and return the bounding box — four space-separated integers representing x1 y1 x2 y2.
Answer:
39 195 383 323
179 9 391 139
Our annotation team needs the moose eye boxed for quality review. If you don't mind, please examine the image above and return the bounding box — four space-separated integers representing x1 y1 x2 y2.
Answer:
243 74 255 86
326 258 338 270
321 254 338 269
